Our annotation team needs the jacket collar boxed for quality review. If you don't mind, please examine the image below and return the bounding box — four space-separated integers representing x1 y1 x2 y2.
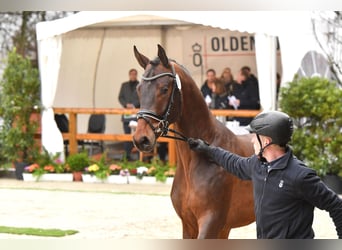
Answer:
268 147 292 171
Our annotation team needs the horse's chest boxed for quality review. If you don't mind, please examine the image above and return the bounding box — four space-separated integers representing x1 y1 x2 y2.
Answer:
172 165 228 207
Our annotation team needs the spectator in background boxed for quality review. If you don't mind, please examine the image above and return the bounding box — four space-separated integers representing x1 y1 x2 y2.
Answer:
209 78 229 110
228 69 260 126
241 65 259 94
118 68 140 160
220 67 235 96
200 69 216 106
210 77 230 124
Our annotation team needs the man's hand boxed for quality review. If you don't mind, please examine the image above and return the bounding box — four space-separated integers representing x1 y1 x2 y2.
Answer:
188 138 210 153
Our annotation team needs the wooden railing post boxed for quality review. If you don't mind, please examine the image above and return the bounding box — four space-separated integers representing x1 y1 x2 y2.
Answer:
68 112 77 154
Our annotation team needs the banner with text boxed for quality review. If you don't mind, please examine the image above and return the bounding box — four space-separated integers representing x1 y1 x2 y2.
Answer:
182 26 281 85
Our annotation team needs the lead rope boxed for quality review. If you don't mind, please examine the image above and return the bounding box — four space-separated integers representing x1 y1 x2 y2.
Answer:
161 127 189 142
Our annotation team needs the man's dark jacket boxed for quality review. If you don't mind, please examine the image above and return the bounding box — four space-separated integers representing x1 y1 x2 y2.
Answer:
230 79 260 125
118 80 140 122
207 146 342 239
118 80 140 109
200 81 212 98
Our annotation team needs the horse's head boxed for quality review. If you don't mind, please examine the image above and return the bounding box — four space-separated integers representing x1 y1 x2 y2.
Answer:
132 44 182 152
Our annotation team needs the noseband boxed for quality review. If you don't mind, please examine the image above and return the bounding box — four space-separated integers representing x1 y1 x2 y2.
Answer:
136 63 188 142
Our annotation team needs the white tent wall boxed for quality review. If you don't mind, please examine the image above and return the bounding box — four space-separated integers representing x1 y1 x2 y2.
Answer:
56 29 103 108
36 11 324 156
255 34 277 112
38 36 64 157
54 27 163 134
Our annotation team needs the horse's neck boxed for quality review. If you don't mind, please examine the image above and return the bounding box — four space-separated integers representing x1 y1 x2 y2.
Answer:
175 78 216 142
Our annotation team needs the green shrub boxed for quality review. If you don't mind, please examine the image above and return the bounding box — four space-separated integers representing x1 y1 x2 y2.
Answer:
66 152 90 172
280 76 342 177
0 48 41 164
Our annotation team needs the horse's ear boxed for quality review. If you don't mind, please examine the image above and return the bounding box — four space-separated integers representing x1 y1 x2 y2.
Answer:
157 44 170 68
133 45 150 69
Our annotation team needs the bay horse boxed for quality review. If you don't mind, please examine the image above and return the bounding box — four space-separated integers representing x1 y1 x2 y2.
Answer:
132 44 255 239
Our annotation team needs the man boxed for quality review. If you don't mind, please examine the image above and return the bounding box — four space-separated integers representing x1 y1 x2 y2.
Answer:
241 65 259 92
229 69 260 125
200 69 216 106
118 68 140 160
188 111 342 239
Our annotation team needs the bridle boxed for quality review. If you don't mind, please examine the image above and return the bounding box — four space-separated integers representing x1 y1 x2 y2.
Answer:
136 63 188 142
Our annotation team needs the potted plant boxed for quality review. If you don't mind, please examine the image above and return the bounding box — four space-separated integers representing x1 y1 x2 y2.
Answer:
120 159 175 184
0 48 41 180
66 152 90 181
145 159 176 184
82 153 110 183
279 76 342 193
23 148 72 182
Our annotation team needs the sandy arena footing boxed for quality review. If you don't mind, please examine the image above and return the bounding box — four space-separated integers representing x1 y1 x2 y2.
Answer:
0 179 339 239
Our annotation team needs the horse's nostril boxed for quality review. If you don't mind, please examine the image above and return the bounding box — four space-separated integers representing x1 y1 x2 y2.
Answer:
133 133 156 152
140 136 151 148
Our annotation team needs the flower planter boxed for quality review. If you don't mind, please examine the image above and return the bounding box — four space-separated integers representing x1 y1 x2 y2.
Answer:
82 174 136 184
106 175 136 184
22 173 73 182
132 176 174 184
81 174 174 184
22 173 35 182
136 176 157 184
165 177 174 185
81 174 106 183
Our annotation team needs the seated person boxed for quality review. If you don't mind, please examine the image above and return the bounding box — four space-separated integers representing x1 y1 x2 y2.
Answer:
229 69 260 126
209 78 229 110
209 78 230 124
219 67 234 96
200 69 216 106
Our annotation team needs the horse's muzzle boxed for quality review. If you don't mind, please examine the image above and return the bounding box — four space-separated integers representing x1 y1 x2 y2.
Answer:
133 134 156 153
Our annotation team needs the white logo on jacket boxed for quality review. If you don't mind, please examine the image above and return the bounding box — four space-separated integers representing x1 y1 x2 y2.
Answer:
279 180 284 188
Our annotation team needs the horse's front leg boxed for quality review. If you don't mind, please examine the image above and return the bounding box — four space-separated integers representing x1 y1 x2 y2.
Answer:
181 218 198 239
197 212 230 239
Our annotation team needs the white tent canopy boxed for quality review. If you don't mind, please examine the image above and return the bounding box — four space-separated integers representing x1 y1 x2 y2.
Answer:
36 11 323 156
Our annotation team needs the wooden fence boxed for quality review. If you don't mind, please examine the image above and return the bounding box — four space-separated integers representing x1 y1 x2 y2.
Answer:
53 108 261 166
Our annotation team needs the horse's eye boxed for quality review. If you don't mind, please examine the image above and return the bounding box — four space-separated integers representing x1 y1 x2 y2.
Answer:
161 86 169 94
